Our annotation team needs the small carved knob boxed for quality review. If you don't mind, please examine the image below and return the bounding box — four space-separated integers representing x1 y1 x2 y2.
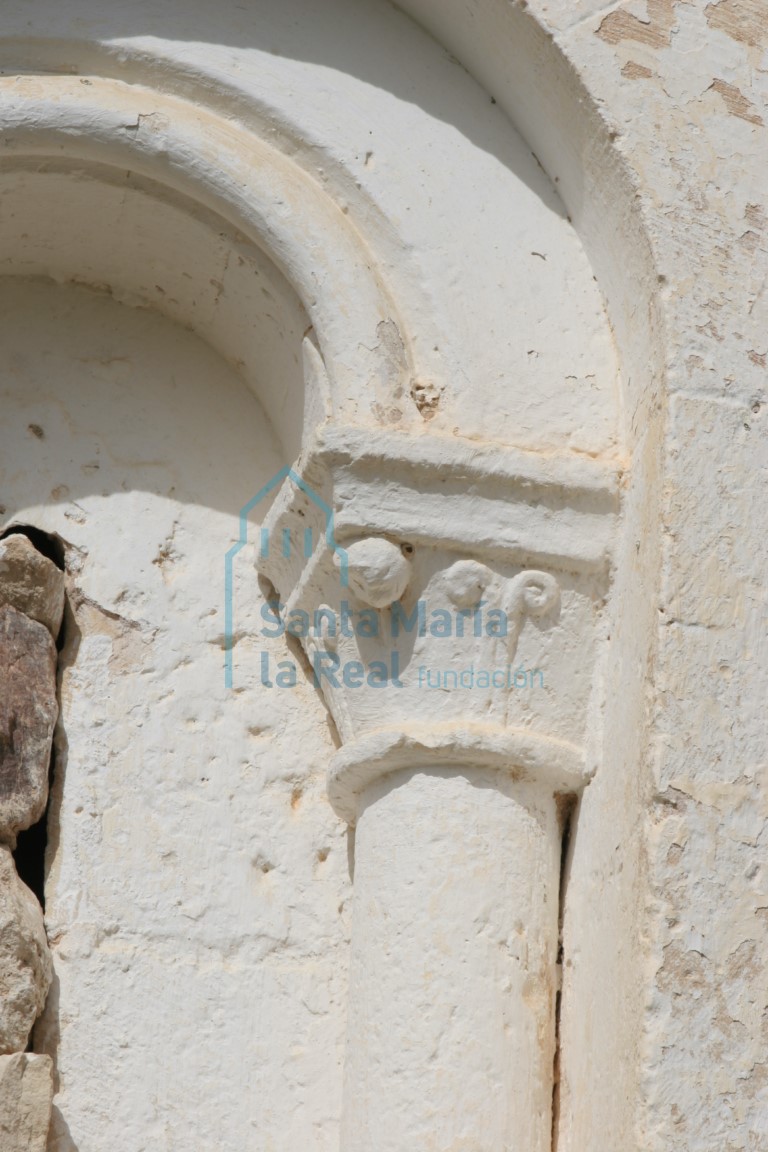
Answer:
443 560 490 609
342 538 412 608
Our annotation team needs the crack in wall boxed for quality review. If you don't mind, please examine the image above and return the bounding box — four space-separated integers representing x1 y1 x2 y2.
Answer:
552 793 577 1152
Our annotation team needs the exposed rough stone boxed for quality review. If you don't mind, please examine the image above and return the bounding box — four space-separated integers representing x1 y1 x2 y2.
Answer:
0 1053 53 1152
0 605 58 841
0 534 65 639
0 846 52 1053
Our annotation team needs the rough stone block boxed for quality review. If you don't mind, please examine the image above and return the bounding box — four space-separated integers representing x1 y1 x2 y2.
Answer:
0 846 52 1054
0 534 65 639
0 605 58 841
0 1053 53 1152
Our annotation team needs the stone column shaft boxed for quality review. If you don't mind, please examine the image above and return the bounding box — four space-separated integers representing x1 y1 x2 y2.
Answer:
342 767 560 1152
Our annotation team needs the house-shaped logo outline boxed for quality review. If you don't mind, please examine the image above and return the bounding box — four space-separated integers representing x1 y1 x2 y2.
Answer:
224 466 348 688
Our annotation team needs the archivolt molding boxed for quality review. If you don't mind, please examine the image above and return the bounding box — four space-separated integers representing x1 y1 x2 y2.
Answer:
0 72 417 445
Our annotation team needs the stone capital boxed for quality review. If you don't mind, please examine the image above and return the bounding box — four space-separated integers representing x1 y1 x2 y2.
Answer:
258 426 617 821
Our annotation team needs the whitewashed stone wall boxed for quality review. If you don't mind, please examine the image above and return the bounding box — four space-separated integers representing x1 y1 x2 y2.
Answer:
0 2 764 1150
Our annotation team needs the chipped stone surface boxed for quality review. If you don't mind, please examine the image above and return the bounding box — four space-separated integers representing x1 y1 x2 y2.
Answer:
0 534 65 639
709 76 763 124
596 0 681 47
0 605 58 842
0 846 51 1054
705 0 768 47
0 1053 53 1152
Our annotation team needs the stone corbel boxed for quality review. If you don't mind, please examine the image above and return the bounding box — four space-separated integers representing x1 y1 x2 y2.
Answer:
258 427 617 1152
0 533 62 1151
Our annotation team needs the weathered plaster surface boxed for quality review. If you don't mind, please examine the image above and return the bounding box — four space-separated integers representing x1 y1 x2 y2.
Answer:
518 1 768 1147
2 280 350 1150
0 0 762 1149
